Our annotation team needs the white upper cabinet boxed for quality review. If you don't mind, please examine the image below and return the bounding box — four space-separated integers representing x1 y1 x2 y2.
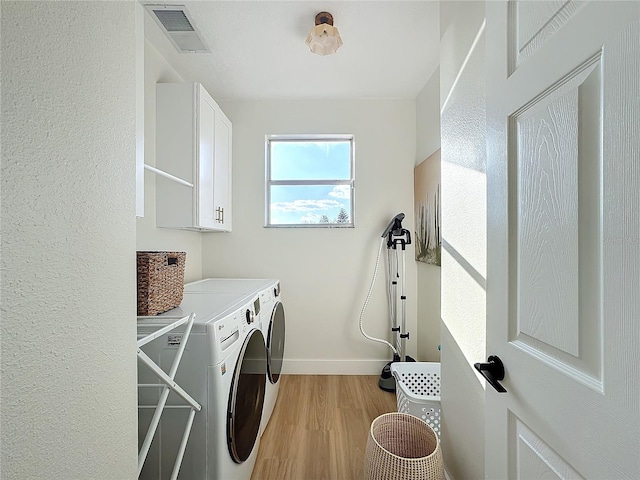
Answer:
155 83 232 231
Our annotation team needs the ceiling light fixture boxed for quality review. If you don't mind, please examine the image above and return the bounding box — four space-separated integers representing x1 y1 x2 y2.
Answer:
305 12 343 56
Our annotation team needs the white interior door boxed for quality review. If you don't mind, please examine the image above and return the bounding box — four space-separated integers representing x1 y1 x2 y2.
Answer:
486 2 639 478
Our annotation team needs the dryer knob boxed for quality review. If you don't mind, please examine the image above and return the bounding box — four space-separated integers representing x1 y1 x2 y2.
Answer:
245 309 254 324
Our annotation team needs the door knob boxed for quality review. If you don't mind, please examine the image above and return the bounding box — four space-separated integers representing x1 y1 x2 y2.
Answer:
474 355 507 393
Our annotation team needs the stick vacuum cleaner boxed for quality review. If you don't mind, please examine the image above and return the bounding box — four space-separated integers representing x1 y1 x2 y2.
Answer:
358 213 416 393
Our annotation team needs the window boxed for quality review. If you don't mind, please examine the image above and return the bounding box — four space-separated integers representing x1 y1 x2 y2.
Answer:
266 135 354 227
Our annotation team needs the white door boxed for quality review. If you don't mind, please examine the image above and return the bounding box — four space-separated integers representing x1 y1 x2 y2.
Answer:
486 2 639 478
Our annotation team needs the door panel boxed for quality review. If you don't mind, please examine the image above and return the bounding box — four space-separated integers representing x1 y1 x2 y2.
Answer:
486 2 640 478
197 87 216 228
509 56 603 387
213 110 231 230
511 1 586 71
509 413 584 480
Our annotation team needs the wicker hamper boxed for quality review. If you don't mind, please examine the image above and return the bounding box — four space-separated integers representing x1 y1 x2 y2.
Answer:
136 251 186 316
364 413 444 480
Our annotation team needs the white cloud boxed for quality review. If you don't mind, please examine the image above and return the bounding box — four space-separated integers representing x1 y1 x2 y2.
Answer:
271 199 341 212
328 185 350 199
300 213 321 223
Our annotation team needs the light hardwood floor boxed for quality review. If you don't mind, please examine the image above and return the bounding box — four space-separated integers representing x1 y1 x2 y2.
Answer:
251 375 397 480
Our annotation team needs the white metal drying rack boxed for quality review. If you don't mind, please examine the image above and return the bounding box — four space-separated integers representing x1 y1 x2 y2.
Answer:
137 313 201 480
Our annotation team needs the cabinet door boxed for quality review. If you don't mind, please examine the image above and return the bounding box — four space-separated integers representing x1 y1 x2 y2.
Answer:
213 107 232 231
196 86 217 229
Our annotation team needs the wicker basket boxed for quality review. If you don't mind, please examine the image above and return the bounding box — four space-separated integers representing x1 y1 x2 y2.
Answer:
364 413 444 480
136 251 186 316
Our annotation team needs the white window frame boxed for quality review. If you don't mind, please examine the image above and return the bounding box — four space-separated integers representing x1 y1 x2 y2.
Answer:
265 134 355 228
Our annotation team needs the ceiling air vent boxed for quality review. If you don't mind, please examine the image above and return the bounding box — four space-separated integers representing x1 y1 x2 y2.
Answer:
145 5 210 53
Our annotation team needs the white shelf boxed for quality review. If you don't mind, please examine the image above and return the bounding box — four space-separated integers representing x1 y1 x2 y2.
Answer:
144 164 194 188
137 313 200 480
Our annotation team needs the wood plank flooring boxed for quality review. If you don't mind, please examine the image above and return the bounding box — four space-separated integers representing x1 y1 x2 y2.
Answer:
251 375 398 480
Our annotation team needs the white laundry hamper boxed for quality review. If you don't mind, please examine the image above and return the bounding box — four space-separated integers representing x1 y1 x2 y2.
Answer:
364 412 444 480
390 362 441 439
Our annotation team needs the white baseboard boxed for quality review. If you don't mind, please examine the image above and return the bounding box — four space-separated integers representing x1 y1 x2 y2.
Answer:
282 359 390 375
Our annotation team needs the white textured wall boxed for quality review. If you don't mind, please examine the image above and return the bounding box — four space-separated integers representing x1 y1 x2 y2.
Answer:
1 2 138 479
202 100 418 374
136 40 203 282
416 67 441 163
439 2 487 479
415 68 442 362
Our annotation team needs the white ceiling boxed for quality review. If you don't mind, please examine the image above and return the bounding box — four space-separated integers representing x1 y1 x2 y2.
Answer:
144 1 440 101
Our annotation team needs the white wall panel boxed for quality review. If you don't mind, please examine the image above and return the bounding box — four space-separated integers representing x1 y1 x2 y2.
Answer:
1 3 137 478
439 2 487 479
416 66 441 163
416 67 442 362
202 99 418 373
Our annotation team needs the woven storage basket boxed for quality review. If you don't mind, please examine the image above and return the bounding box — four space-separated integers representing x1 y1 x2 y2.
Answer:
137 251 186 316
364 413 444 480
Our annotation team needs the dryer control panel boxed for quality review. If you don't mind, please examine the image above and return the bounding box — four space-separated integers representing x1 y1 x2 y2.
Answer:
211 310 241 365
245 308 255 325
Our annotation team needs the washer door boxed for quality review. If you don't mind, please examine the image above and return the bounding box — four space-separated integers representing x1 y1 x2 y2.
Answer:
227 328 266 463
267 301 286 384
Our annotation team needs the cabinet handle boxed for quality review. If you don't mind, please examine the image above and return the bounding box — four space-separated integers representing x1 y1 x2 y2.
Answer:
220 207 224 224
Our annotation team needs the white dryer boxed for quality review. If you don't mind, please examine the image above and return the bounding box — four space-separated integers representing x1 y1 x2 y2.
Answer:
184 279 286 435
138 291 266 480
256 282 285 436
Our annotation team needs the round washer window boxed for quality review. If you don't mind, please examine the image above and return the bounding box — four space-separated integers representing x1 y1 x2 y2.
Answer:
267 301 285 384
227 329 266 463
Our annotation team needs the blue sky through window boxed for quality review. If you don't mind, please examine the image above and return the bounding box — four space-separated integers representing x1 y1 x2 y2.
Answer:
268 139 353 225
271 141 351 180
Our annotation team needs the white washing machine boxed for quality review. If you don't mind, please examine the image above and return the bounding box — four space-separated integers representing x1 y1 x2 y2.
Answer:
138 291 266 480
184 279 286 435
